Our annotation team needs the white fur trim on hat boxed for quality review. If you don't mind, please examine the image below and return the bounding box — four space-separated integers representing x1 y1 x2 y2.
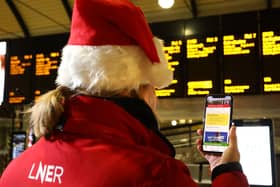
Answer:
56 38 173 95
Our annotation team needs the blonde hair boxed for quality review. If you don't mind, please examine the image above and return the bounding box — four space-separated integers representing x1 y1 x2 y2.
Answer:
29 85 154 138
28 87 74 138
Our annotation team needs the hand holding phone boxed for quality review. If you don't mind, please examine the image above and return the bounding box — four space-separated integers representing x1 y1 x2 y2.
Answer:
197 125 240 171
202 95 233 153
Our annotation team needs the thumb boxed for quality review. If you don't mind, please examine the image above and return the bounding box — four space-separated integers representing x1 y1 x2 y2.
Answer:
228 126 238 148
220 125 240 164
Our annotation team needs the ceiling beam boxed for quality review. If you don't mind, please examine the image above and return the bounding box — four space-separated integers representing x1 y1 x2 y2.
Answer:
183 0 197 18
190 0 197 18
15 0 68 30
61 0 72 20
5 0 30 38
267 0 272 9
0 27 22 38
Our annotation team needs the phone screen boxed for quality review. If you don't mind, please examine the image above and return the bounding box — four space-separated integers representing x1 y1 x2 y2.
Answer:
202 95 232 153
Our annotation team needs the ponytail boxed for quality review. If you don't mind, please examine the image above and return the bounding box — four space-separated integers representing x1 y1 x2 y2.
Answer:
28 86 73 138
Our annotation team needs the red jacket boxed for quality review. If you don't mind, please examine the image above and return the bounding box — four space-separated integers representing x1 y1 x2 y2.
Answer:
0 96 248 187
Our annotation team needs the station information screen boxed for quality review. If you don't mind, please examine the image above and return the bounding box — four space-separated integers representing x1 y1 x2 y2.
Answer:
155 39 185 97
3 10 280 103
6 34 67 104
222 13 259 94
261 10 280 93
33 50 61 101
184 16 221 96
31 35 67 101
186 35 220 96
7 40 33 104
222 33 258 94
0 41 7 106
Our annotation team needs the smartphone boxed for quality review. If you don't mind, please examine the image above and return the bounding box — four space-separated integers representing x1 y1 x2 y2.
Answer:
202 94 233 153
11 132 26 159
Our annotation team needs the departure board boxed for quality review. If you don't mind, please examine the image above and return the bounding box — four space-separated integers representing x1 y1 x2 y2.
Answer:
6 34 68 104
6 40 33 104
222 12 259 94
33 51 61 101
186 36 219 95
261 10 280 93
3 9 280 103
155 39 185 97
184 16 220 96
31 34 67 101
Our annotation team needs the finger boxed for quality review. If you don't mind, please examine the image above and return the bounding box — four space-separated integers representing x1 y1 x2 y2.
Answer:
196 138 202 145
197 128 203 135
196 143 205 157
196 137 207 158
196 143 201 151
228 126 238 148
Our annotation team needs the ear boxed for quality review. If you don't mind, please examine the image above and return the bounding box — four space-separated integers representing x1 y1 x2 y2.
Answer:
138 84 157 111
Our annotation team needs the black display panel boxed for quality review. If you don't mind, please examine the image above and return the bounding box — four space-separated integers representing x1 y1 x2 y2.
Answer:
6 34 68 104
6 39 33 104
150 20 185 38
261 9 280 93
31 34 68 101
222 12 260 94
185 17 221 96
155 39 185 97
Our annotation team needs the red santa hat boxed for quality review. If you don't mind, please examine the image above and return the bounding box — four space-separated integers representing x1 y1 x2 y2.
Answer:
56 0 173 95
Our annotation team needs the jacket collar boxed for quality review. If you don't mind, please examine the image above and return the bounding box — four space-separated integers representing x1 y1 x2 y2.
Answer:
108 97 175 157
60 95 175 157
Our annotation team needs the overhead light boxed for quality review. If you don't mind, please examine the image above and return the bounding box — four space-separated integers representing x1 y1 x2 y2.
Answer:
171 120 177 126
179 119 186 124
158 0 174 9
184 29 193 36
180 138 188 142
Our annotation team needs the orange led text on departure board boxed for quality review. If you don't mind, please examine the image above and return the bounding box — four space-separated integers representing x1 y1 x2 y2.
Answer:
263 31 280 92
8 51 61 104
35 52 60 76
9 55 32 103
223 33 256 94
186 36 218 96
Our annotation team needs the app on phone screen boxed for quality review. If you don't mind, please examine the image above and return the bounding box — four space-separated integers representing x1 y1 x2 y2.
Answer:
202 95 232 152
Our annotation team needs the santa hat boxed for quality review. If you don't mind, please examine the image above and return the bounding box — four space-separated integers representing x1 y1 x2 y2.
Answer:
56 0 173 95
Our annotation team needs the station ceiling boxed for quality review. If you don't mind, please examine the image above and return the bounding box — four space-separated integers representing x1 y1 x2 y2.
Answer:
0 0 279 40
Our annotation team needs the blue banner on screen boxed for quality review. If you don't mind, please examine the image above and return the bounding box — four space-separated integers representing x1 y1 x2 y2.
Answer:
204 131 228 144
